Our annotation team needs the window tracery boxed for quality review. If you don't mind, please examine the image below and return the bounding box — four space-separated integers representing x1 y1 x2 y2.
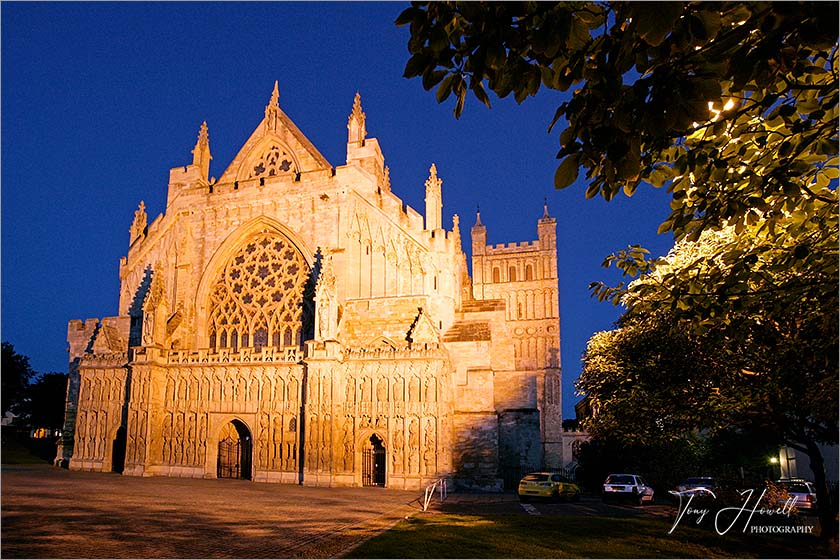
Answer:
208 232 309 351
248 143 296 179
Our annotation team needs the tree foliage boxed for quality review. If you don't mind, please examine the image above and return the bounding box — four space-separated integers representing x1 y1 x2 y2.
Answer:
397 1 837 240
577 224 838 537
399 1 839 535
2 342 35 417
21 373 69 430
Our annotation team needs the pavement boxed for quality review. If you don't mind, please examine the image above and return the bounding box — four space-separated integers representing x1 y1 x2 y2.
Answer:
1 464 421 559
2 465 678 559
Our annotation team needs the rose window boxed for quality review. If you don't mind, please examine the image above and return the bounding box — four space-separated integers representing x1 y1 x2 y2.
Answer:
208 232 309 351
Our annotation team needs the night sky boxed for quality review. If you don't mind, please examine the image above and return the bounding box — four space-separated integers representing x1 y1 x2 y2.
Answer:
2 2 675 419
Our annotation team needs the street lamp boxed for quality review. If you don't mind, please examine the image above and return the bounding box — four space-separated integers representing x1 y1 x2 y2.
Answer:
769 456 780 480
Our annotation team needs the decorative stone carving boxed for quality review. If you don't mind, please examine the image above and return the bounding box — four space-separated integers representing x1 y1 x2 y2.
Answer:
345 377 355 403
424 418 436 475
315 251 339 341
376 377 388 403
162 413 172 463
392 417 404 474
408 417 419 474
208 231 309 352
141 265 167 347
258 412 269 468
67 82 564 490
273 416 283 469
409 376 420 402
130 201 147 243
342 416 353 471
424 377 436 402
198 414 207 464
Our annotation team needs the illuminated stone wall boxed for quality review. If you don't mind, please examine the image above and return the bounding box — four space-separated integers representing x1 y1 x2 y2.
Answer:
61 84 563 489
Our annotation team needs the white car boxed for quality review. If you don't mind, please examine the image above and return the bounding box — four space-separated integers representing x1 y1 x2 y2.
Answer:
776 479 818 512
603 473 655 505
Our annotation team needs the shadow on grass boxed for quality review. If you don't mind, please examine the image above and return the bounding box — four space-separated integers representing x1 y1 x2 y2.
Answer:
345 513 834 559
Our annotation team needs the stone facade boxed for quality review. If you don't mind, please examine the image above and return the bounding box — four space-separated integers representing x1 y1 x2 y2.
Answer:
58 83 562 490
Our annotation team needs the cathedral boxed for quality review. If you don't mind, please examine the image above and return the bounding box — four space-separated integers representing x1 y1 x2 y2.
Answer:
57 83 563 490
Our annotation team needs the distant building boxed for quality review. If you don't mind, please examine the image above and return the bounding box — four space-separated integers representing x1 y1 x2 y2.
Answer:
778 445 838 484
58 83 562 490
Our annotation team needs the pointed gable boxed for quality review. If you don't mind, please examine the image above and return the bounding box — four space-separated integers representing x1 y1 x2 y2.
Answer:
217 81 332 184
406 307 440 347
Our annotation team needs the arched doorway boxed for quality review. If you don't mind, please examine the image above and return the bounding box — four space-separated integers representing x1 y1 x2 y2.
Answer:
217 419 252 480
362 434 386 487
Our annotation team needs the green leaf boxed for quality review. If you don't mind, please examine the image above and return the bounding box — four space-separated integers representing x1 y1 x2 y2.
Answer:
549 105 567 133
436 73 458 103
454 87 466 119
554 154 580 189
395 7 420 27
630 2 684 47
472 81 492 109
403 53 429 79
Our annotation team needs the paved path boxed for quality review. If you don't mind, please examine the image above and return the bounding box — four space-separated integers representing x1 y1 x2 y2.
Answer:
1 465 421 558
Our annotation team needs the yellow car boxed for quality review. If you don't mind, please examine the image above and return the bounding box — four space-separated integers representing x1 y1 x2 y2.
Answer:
517 472 581 502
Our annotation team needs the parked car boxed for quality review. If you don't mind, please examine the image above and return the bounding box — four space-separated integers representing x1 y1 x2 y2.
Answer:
775 479 818 512
602 473 655 505
517 472 581 503
672 477 717 499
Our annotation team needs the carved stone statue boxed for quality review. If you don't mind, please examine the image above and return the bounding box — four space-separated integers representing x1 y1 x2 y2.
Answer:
376 377 388 402
273 416 283 469
314 251 338 340
424 419 436 474
408 417 419 473
162 414 172 463
392 418 404 474
345 377 355 403
141 266 166 347
342 416 353 471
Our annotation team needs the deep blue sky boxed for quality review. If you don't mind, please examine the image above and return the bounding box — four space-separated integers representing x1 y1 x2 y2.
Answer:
2 2 674 419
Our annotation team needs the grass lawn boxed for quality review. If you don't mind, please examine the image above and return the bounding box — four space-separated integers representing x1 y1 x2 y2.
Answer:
346 513 834 559
1 435 55 464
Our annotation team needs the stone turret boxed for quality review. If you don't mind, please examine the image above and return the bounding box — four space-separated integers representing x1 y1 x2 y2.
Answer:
345 92 386 188
191 121 212 181
424 164 443 232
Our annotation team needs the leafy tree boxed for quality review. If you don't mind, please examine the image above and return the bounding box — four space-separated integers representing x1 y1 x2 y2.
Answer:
578 221 838 538
1 342 35 417
576 435 708 494
398 2 837 313
397 2 837 233
22 373 69 430
399 1 838 537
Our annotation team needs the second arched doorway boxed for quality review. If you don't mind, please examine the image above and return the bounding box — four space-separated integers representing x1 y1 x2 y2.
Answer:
362 434 386 487
217 419 252 480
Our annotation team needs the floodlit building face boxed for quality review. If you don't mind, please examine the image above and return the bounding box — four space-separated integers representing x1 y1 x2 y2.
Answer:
58 84 562 490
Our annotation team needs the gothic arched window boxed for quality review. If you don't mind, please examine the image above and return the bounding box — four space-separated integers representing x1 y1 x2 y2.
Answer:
208 231 309 351
249 144 296 179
